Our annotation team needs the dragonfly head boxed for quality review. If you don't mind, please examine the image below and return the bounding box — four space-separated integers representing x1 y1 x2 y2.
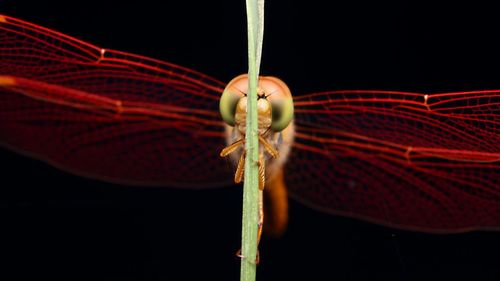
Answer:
220 74 294 135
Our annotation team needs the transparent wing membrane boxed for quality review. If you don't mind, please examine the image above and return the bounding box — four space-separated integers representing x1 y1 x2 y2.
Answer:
290 90 500 232
0 15 232 187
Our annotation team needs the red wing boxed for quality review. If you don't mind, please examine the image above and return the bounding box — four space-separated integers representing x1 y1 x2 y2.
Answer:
0 15 233 187
289 90 500 232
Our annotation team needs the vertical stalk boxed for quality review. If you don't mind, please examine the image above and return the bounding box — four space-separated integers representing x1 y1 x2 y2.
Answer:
240 0 264 281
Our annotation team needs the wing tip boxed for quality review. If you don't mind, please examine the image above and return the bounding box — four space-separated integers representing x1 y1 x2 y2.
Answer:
0 15 7 23
0 76 16 86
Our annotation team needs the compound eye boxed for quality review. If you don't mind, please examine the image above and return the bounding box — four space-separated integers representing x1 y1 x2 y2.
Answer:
270 95 294 132
220 75 248 126
259 77 294 132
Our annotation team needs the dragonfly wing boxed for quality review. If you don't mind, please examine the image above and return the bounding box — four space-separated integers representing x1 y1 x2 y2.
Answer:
289 90 500 232
0 15 233 188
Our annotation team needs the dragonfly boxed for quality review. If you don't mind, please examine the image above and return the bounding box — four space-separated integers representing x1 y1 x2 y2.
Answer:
0 14 499 236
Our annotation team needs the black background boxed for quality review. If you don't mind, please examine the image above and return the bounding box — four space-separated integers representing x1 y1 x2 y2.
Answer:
1 1 500 280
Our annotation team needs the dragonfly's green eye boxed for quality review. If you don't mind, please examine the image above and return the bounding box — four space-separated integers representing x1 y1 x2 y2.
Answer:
220 74 252 126
270 96 294 132
219 84 241 126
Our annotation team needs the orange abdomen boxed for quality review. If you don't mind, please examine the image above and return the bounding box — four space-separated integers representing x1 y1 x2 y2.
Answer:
264 167 289 237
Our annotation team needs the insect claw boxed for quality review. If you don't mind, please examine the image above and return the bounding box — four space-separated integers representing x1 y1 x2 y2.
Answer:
236 249 244 259
235 249 260 265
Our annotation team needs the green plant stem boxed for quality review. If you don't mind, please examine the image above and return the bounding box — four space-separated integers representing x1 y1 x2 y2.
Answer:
240 0 264 280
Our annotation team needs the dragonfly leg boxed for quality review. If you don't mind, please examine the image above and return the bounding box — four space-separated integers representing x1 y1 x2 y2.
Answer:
258 135 279 158
254 190 265 264
235 189 264 265
220 138 246 184
235 249 260 265
235 150 246 183
258 190 264 245
229 140 266 264
258 154 265 190
220 139 244 157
